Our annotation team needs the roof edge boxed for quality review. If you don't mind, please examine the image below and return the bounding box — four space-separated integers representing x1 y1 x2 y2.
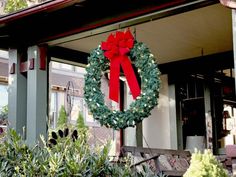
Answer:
0 0 83 24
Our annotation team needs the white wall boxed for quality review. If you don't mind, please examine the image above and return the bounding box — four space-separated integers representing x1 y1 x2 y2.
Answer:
142 74 172 149
124 74 177 149
124 80 137 146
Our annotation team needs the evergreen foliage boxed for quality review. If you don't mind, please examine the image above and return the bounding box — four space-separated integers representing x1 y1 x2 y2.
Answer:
57 105 67 128
84 41 161 130
76 112 87 130
76 111 88 141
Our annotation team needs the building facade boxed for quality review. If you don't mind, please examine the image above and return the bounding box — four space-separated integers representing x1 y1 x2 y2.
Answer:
0 54 117 147
0 0 236 155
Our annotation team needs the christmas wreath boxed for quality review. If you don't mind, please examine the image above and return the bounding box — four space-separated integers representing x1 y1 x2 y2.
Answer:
84 30 161 130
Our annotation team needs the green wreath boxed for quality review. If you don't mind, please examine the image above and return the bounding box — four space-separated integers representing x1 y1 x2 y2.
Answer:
84 39 161 130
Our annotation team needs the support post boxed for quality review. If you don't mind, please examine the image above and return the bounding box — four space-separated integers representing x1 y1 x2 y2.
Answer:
204 83 213 151
169 84 178 149
8 49 27 137
136 122 143 147
26 46 48 145
232 9 236 94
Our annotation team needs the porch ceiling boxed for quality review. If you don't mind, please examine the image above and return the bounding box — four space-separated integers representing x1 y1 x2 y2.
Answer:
56 4 233 64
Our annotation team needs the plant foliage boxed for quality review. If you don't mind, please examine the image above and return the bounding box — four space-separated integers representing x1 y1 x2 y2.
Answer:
4 0 28 13
0 128 134 176
57 105 67 128
183 149 229 177
0 105 8 120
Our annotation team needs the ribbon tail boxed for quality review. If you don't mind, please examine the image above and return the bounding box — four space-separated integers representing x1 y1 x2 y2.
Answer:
121 56 141 99
109 58 121 102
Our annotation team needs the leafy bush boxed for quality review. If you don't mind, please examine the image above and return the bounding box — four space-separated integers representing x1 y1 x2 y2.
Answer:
183 149 229 177
0 127 135 176
0 112 159 176
4 0 28 13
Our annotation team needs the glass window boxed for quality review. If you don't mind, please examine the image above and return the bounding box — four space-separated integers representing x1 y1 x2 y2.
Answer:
0 84 8 111
223 69 234 78
49 92 57 128
70 96 84 124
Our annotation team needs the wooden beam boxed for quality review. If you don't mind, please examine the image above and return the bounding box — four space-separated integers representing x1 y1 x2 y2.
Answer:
160 51 234 76
48 46 89 66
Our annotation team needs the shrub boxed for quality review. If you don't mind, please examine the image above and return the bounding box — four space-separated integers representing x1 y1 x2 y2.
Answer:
0 128 134 176
57 105 67 128
183 149 229 177
76 111 88 141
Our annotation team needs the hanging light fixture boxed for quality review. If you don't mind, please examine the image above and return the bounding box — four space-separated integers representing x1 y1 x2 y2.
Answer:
220 0 236 9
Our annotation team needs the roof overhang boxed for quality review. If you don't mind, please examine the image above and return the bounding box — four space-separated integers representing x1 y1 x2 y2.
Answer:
0 0 217 49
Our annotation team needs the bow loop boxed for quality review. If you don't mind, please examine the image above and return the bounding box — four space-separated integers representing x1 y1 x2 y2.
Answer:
101 29 140 102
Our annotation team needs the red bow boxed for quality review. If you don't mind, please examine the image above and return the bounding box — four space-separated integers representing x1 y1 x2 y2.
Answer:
101 30 141 102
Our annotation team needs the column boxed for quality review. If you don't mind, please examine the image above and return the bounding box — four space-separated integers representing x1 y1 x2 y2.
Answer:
26 46 48 145
8 49 27 137
233 10 236 92
204 84 213 151
169 84 178 150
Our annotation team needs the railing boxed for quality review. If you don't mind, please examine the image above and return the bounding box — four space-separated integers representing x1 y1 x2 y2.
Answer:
121 146 191 177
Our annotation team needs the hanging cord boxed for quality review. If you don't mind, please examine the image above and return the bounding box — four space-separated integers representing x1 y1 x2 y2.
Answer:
128 126 155 176
132 129 155 176
142 130 154 157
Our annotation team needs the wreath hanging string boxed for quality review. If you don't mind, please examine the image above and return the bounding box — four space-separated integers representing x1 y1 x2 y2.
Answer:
84 29 161 130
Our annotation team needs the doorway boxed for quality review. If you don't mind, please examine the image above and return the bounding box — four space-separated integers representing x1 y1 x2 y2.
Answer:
182 98 206 149
177 74 206 151
175 66 236 154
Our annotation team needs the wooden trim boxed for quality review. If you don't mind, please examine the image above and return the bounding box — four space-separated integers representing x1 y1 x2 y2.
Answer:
122 146 191 157
49 46 88 65
121 146 191 176
160 51 234 79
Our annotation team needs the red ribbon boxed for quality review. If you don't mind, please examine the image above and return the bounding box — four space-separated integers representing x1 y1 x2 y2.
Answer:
101 30 141 102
